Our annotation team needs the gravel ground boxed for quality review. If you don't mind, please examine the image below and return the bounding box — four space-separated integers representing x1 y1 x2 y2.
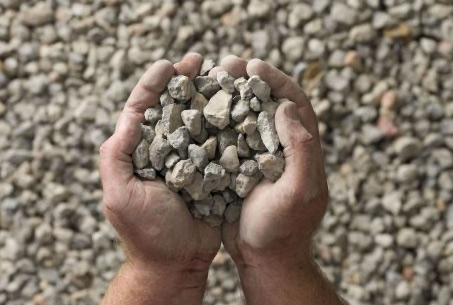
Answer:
1 0 453 304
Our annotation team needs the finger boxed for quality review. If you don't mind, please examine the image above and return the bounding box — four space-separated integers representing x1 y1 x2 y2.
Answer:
246 58 319 136
100 60 174 195
208 66 224 79
174 52 203 80
274 101 321 196
220 55 248 78
114 60 174 155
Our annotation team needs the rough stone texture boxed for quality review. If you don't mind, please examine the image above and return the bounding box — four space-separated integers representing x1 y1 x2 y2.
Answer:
194 76 221 98
219 146 240 173
257 111 279 154
141 124 155 143
224 204 242 224
255 153 285 182
149 137 172 171
181 109 202 136
239 160 259 176
132 139 149 169
135 168 156 180
188 144 209 171
231 99 251 122
203 90 233 129
248 75 271 102
202 136 218 160
168 75 196 101
217 71 235 94
170 160 197 188
235 173 261 198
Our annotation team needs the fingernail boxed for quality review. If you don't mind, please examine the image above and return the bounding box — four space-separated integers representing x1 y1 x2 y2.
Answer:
285 103 300 122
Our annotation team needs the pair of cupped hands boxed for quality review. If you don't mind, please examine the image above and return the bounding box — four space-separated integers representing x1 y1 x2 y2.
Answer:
99 54 337 305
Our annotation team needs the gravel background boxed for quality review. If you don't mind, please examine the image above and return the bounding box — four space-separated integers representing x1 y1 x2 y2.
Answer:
1 0 453 304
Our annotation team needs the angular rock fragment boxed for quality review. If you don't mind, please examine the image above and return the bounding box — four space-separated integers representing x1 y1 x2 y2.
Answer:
234 112 257 135
160 90 175 107
217 71 236 94
190 92 209 112
188 144 209 171
246 130 267 151
194 76 221 98
191 123 209 144
231 99 251 122
202 136 217 160
132 139 149 169
184 172 209 201
141 124 155 143
164 152 181 169
181 109 202 136
203 90 232 129
248 75 271 102
149 137 172 171
169 159 197 188
250 97 261 111
225 204 242 224
134 168 156 180
234 77 253 100
217 128 238 154
237 134 252 158
239 160 259 176
200 59 216 76
167 75 196 101
257 111 279 154
157 104 185 135
255 153 285 182
215 173 231 191
219 145 240 173
211 195 227 216
168 126 190 157
144 107 162 125
204 162 226 183
194 197 212 216
235 173 261 198
261 101 279 117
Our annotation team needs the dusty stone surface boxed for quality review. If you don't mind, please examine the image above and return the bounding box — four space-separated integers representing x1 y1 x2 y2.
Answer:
219 145 240 173
181 109 202 136
203 90 233 129
168 75 196 101
255 153 285 182
257 111 279 154
132 139 149 169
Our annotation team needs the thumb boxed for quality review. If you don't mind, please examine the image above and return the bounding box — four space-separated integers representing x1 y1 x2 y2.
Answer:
275 101 319 187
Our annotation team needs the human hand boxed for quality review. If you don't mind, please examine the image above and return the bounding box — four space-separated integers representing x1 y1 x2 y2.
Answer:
212 56 344 305
99 54 221 305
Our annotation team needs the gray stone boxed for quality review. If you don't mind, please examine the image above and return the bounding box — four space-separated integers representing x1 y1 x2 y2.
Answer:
394 137 421 160
184 172 209 201
257 111 279 154
188 144 209 171
237 134 252 158
224 204 241 224
132 139 149 169
168 126 190 155
255 153 285 182
194 76 221 99
203 90 232 129
248 75 271 102
164 152 181 169
246 131 267 151
231 99 250 122
331 3 357 25
181 109 202 136
234 77 254 100
157 103 185 135
204 214 223 227
239 160 259 176
170 160 197 188
144 107 162 125
217 128 238 154
160 90 175 107
190 92 209 112
22 5 54 26
140 124 155 144
200 59 216 76
211 195 227 216
194 197 212 216
167 75 196 101
349 24 376 42
219 146 240 173
149 137 172 171
135 168 156 180
217 71 235 94
234 112 257 135
202 136 217 160
235 173 261 198
250 97 261 111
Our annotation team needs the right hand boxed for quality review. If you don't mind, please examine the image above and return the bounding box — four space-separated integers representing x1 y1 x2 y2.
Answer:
213 56 329 271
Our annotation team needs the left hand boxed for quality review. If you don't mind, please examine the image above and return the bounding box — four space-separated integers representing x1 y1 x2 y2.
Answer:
99 53 221 304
